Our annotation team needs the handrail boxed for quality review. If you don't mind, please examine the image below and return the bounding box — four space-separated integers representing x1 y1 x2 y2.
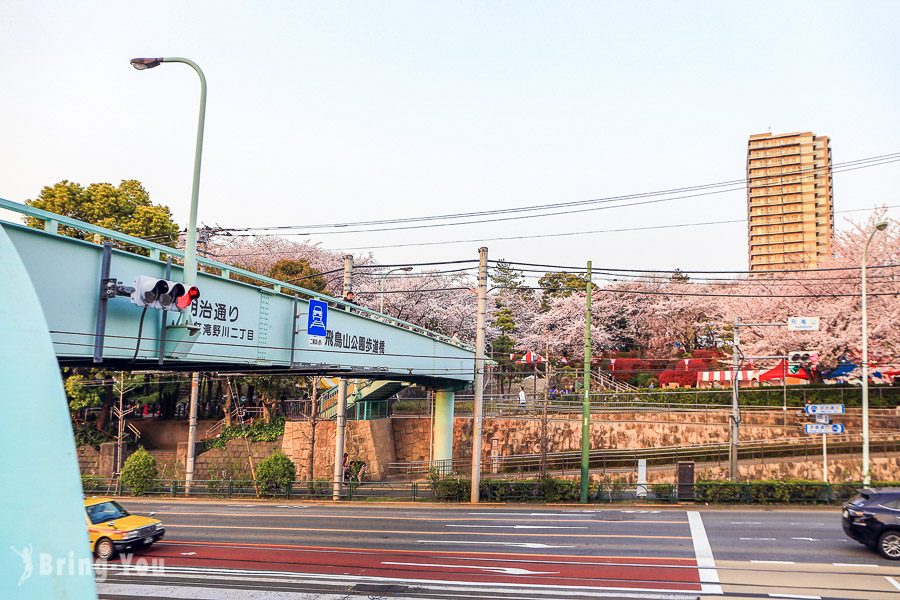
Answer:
0 197 474 351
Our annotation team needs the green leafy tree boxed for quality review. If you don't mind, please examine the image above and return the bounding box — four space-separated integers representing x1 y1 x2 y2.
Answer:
255 450 297 494
26 179 180 247
267 259 327 293
537 271 590 310
120 447 158 496
491 259 525 291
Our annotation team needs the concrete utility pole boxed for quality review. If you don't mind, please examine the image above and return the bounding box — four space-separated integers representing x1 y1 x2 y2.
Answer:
116 372 126 475
342 255 353 301
861 219 889 486
730 318 741 481
470 247 488 503
580 261 592 504
541 329 550 478
333 256 354 499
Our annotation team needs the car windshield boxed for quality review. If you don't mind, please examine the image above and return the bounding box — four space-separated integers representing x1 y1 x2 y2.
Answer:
86 501 130 524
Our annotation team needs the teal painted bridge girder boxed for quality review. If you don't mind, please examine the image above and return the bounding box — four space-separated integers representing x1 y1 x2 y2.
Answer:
0 198 474 387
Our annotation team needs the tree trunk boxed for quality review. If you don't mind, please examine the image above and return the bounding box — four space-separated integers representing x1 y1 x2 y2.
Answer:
306 415 317 483
224 379 233 427
96 376 114 430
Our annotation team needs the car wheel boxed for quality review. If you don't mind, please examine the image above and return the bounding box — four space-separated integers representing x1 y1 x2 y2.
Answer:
95 538 116 561
878 531 900 560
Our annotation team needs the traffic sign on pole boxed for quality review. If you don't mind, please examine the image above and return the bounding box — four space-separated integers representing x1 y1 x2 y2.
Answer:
804 423 845 434
307 299 328 346
788 316 820 331
804 404 845 415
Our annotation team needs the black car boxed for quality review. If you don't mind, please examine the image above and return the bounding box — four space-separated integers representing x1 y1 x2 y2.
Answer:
842 488 900 559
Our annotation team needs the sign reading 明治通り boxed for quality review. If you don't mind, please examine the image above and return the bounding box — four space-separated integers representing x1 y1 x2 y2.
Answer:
191 299 256 342
307 299 328 346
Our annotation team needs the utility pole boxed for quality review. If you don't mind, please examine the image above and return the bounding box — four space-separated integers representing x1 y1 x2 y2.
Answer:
116 372 126 475
470 247 488 503
333 257 354 500
541 328 551 478
580 261 592 504
185 231 216 495
342 255 353 301
730 318 741 481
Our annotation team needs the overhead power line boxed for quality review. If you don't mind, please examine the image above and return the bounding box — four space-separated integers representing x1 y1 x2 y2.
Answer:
218 152 900 235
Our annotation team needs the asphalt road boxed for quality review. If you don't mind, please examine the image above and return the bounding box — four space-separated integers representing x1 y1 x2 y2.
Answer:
93 499 900 599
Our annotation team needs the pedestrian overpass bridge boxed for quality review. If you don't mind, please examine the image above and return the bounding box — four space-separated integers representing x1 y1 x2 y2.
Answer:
0 197 474 387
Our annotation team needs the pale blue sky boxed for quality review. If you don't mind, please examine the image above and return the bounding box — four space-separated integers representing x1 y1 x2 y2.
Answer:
1 1 898 271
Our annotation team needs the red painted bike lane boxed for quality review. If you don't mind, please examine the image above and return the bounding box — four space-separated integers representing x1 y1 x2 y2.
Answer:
119 540 705 594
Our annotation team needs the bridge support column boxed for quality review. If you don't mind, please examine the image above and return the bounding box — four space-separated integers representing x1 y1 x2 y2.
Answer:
433 389 455 473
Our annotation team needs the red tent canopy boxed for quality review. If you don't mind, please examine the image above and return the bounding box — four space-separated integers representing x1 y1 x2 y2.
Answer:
758 359 809 382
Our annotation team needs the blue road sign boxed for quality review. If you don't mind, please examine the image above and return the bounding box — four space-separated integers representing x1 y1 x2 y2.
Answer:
804 423 845 435
804 404 845 415
307 299 328 337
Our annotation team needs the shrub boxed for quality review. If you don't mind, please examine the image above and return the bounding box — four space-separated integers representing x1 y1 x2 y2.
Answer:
120 448 158 496
255 450 296 495
650 483 674 501
205 416 286 451
430 476 470 501
81 474 105 494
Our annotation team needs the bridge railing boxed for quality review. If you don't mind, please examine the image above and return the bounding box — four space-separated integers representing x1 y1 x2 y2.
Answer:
0 197 473 352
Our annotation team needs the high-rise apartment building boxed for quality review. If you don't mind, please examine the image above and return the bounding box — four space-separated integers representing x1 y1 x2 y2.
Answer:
746 131 833 272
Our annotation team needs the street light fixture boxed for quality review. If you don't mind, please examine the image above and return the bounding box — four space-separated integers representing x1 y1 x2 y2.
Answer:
131 56 207 495
130 56 206 289
379 267 413 314
861 218 889 486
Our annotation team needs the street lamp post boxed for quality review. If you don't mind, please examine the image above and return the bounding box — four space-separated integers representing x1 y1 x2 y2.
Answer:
131 56 207 494
861 219 889 486
379 267 412 314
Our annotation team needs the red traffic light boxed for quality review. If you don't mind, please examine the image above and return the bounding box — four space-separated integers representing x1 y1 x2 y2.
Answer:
176 286 200 310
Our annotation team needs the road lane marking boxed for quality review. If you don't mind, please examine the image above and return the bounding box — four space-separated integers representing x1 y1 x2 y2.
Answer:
790 537 819 542
382 561 559 576
154 511 687 524
687 511 722 595
751 560 795 564
97 564 707 596
832 562 879 567
164 524 690 539
767 594 821 599
886 576 900 591
160 540 698 561
418 541 574 549
731 521 762 525
740 537 776 541
789 522 825 526
446 525 587 529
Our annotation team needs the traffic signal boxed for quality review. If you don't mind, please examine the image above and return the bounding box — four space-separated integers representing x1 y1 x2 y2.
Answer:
131 276 200 311
788 351 819 366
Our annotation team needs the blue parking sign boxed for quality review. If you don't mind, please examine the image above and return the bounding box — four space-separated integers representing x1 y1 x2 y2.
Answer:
307 299 328 337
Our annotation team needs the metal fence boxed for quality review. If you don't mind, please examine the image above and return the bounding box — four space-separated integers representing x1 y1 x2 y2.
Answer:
82 477 874 505
388 432 900 477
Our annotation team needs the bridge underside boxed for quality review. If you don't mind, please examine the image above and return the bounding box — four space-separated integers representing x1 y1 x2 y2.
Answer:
56 355 467 390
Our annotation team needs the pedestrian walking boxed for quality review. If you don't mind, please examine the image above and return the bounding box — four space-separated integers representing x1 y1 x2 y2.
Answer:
518 387 527 409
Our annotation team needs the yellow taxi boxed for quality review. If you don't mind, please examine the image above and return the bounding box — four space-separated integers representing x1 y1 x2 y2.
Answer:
84 497 165 560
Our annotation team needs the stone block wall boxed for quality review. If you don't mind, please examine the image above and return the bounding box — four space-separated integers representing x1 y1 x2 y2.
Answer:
282 418 396 481
77 445 100 475
192 438 282 481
